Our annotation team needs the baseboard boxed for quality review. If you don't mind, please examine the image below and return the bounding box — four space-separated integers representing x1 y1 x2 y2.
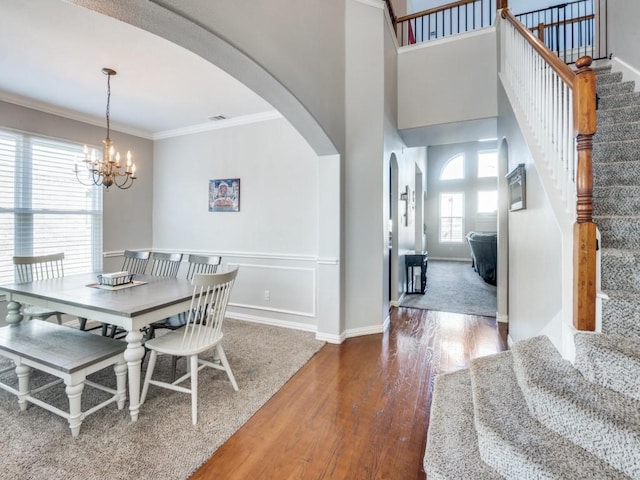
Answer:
612 57 640 92
225 311 316 333
345 323 387 339
496 313 508 323
316 331 346 344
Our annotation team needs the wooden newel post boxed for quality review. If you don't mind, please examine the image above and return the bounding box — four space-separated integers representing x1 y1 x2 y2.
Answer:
573 55 597 331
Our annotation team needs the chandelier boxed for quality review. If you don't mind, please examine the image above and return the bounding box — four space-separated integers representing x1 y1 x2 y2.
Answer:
75 68 137 189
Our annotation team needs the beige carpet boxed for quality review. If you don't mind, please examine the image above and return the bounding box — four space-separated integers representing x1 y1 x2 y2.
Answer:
0 319 324 480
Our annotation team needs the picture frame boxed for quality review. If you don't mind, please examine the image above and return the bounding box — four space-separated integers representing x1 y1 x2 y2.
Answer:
506 164 526 211
209 178 240 212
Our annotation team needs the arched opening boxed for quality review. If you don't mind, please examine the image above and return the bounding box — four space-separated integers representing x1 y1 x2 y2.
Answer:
389 154 400 305
497 137 510 326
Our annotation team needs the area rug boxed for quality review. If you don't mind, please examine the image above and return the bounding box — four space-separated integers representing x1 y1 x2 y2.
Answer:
0 319 324 480
400 260 497 317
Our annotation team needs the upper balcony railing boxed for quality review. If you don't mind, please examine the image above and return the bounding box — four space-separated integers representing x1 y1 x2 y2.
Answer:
392 0 608 65
395 0 496 47
515 0 608 65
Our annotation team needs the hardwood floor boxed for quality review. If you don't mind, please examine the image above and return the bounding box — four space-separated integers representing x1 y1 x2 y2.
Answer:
190 308 507 480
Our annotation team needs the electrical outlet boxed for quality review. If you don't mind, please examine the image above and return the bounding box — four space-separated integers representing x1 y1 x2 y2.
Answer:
264 290 270 301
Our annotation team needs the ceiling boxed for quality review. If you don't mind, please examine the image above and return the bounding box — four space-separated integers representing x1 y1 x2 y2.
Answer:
0 0 276 139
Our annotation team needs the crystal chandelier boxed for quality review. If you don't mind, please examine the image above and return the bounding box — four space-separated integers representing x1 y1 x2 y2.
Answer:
75 68 137 189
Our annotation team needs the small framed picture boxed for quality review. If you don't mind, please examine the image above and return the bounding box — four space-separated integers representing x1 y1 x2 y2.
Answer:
209 178 240 212
506 164 526 211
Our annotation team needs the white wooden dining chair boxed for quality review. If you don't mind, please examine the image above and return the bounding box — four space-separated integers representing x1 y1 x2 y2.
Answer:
140 266 239 425
145 254 223 379
12 253 65 324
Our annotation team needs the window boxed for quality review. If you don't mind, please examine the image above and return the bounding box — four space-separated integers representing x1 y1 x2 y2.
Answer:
0 128 103 284
439 192 464 243
478 190 498 213
440 154 464 180
478 151 497 178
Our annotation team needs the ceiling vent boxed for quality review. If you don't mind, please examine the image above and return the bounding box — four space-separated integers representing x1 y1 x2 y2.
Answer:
208 114 228 121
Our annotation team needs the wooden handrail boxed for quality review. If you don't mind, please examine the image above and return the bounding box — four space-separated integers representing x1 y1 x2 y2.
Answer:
502 8 575 86
530 14 595 33
397 0 479 24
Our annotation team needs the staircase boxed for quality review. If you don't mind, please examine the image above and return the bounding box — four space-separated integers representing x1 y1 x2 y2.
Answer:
423 66 640 479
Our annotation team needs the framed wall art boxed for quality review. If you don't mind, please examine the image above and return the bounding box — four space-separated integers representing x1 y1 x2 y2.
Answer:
209 178 240 212
506 164 526 211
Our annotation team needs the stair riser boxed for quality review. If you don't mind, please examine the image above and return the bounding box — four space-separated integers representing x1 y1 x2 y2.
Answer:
594 162 640 186
601 296 640 337
574 334 640 402
597 105 640 126
601 252 640 290
596 71 623 85
597 81 635 97
595 123 640 143
598 92 640 110
596 217 640 249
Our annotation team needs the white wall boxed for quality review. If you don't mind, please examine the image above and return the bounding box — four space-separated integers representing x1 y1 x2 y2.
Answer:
153 117 320 330
497 83 564 348
397 27 498 130
608 0 640 82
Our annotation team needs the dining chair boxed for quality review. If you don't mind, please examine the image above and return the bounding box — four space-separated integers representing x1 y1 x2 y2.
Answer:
141 266 239 425
122 249 151 275
12 253 65 324
145 254 222 379
149 252 183 278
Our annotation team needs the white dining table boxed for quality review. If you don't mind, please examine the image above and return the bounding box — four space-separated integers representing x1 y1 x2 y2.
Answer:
0 273 194 422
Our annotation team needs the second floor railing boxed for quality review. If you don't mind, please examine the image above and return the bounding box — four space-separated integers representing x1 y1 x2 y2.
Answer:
516 0 608 65
396 0 496 47
500 6 597 331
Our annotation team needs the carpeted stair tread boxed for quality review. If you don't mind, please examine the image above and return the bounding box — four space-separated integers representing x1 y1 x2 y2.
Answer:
596 71 624 85
595 121 640 143
601 248 640 291
423 369 502 480
593 186 640 216
592 64 612 75
575 333 640 402
594 216 640 249
511 336 640 478
597 80 636 98
601 290 640 337
594 160 640 185
598 92 640 110
593 139 640 162
597 104 640 126
470 351 627 480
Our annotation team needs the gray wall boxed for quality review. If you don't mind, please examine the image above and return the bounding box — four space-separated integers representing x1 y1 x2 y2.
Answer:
497 83 563 346
608 0 640 72
153 117 320 329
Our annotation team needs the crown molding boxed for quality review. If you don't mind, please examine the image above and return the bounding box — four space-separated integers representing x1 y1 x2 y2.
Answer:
153 110 283 140
0 92 153 139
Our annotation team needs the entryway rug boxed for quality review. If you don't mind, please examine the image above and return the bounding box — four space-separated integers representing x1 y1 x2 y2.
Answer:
400 260 497 317
0 319 324 480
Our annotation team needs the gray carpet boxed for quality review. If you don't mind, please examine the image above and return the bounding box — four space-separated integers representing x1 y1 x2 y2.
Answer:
400 260 497 317
0 319 324 480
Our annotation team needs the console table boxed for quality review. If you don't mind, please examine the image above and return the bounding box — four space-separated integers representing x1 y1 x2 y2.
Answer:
405 251 428 294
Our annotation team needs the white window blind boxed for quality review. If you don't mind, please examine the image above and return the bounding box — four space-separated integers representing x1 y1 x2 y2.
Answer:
0 128 103 284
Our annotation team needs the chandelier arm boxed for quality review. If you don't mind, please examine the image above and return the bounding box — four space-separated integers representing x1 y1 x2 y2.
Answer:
113 173 134 190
